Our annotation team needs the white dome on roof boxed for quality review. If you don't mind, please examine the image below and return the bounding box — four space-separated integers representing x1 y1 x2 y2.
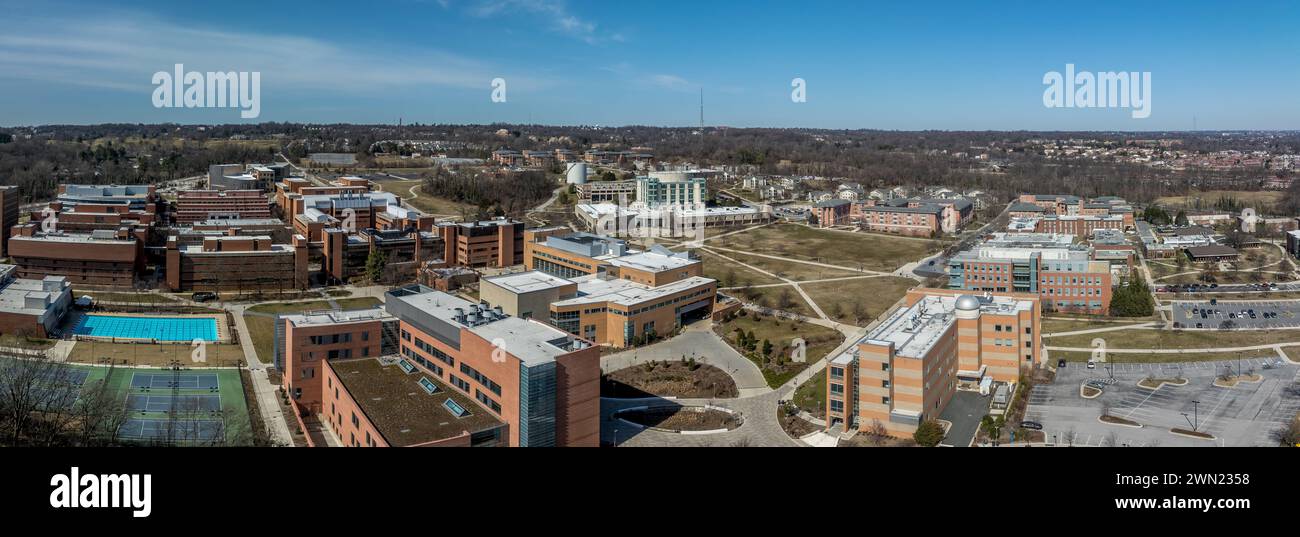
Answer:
955 295 981 311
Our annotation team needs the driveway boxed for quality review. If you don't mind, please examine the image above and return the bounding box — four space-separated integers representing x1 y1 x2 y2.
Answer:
939 390 991 447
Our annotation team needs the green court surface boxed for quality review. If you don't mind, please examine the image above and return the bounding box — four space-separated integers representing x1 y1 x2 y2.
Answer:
71 365 252 445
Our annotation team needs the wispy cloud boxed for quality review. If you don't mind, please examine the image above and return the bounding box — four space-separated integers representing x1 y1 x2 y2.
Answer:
464 0 621 44
0 8 551 95
648 74 694 92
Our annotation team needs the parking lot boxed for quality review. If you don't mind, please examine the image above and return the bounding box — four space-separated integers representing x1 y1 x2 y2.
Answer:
1157 282 1298 294
1172 300 1300 329
1025 358 1299 447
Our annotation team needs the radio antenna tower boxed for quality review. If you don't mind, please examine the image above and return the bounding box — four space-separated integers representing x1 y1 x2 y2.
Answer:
699 88 704 129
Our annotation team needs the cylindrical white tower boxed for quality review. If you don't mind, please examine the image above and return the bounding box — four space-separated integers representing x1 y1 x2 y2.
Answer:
566 162 588 184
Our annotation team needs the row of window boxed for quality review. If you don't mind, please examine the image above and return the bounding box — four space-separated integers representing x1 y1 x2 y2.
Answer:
460 363 502 397
619 287 712 317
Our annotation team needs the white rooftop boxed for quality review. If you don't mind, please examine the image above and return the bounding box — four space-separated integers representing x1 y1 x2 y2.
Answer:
863 294 1032 359
606 251 698 273
283 307 393 327
552 275 715 308
483 271 573 294
392 290 585 366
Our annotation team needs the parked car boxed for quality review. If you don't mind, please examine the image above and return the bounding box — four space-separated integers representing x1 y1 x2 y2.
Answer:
1087 360 1097 369
1020 421 1044 430
1058 359 1067 368
192 292 218 302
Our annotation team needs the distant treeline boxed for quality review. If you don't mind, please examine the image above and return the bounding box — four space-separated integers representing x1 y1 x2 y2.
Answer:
0 137 281 202
4 123 1297 206
419 166 554 218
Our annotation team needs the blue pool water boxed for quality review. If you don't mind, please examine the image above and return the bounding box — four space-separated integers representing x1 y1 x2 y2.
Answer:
71 315 218 342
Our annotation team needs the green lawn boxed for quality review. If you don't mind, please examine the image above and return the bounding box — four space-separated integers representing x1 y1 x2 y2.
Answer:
713 223 940 272
1049 327 1300 350
714 311 845 387
792 373 826 418
698 251 782 287
242 297 383 364
704 249 860 282
800 276 916 326
1042 318 1153 335
373 178 476 217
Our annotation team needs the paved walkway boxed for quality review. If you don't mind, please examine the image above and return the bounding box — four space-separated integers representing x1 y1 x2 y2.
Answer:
602 390 797 447
220 286 390 447
602 323 769 397
1042 322 1160 338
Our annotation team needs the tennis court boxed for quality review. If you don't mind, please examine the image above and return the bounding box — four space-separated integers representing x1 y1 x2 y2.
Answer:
130 372 220 390
126 394 221 412
118 418 223 443
71 314 219 342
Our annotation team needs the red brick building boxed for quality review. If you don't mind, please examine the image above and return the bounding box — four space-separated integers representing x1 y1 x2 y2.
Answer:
174 190 272 224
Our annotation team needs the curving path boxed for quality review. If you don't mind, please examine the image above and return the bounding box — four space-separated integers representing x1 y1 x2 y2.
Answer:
601 324 769 397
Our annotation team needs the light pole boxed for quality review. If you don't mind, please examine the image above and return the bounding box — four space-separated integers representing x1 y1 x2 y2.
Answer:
1191 400 1199 431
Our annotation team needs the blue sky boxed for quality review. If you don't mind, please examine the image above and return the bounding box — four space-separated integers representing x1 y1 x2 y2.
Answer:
1 0 1297 130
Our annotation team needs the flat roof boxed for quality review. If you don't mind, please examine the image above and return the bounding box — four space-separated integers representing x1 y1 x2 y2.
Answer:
283 307 393 327
606 251 698 273
553 275 714 309
330 357 504 447
10 232 136 244
0 274 69 316
482 271 573 294
388 289 587 366
864 294 1032 359
1186 245 1239 257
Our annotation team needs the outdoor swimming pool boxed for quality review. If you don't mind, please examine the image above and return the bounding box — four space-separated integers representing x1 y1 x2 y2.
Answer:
70 315 219 342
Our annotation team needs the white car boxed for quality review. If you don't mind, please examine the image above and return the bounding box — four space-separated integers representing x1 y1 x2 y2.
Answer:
1086 360 1097 369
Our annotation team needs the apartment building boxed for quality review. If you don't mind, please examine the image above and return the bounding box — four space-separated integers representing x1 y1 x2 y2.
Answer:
812 199 852 228
855 204 943 237
173 190 272 224
165 233 308 292
909 198 974 233
7 225 143 287
491 149 525 167
825 288 1041 437
947 234 1112 315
